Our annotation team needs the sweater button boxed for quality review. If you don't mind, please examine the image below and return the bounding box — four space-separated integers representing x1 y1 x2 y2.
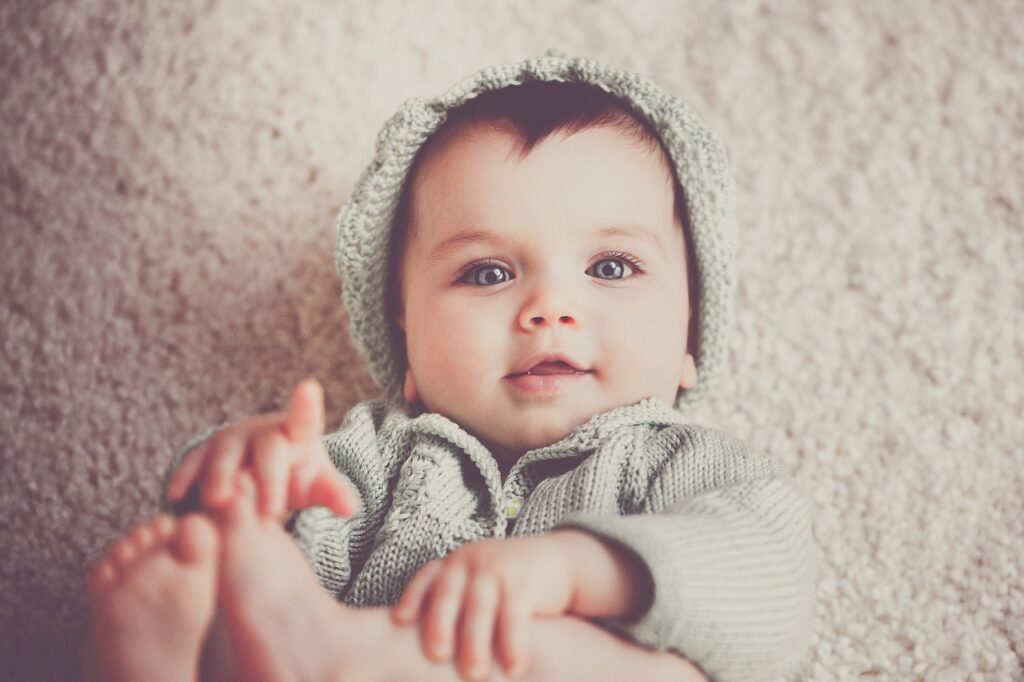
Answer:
504 497 524 519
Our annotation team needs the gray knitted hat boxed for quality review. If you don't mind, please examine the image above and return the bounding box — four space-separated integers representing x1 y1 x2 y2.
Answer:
335 49 736 414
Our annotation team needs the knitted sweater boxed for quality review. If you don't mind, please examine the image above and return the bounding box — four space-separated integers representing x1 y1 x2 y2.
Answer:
163 396 817 682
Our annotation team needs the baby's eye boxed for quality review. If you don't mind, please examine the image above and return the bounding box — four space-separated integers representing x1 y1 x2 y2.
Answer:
459 260 513 286
589 254 640 281
456 252 643 287
587 251 645 281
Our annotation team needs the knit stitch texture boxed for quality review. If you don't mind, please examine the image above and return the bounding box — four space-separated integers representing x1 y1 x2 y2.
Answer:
164 396 817 682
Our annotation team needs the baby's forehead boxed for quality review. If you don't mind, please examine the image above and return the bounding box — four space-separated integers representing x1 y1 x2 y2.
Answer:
399 119 683 254
414 121 675 196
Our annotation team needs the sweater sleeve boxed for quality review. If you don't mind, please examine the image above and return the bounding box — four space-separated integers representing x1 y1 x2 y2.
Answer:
553 427 818 682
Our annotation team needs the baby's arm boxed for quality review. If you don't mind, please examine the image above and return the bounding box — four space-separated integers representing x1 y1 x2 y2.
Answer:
352 602 708 682
551 529 654 620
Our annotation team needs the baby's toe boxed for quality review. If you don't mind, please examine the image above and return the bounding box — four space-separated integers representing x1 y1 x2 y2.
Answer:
110 536 139 568
92 515 180 591
129 522 158 554
87 559 118 593
172 513 219 564
150 514 176 542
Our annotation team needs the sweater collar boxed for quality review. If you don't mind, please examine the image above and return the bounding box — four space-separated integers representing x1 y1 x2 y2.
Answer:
399 396 688 536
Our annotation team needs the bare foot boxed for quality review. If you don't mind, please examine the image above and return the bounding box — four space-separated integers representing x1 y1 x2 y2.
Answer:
214 471 374 681
83 513 219 682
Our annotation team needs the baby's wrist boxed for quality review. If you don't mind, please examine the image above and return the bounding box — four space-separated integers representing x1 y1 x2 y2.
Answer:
549 528 649 621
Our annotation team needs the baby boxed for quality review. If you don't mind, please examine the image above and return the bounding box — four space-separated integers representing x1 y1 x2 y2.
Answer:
83 50 817 681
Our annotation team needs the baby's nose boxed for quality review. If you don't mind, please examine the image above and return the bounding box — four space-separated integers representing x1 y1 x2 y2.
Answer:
522 312 577 329
517 287 580 330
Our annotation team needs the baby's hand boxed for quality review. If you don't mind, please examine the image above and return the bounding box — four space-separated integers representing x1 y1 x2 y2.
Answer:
165 378 360 520
391 533 577 681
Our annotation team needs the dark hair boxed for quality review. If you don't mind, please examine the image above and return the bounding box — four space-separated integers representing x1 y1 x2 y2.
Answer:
387 80 700 363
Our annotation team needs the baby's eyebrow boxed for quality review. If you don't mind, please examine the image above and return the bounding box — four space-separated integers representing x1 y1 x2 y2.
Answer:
428 224 664 263
594 224 665 251
429 229 512 263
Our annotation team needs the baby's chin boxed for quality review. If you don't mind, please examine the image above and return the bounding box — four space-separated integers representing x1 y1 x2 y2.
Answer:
414 391 641 459
479 413 595 458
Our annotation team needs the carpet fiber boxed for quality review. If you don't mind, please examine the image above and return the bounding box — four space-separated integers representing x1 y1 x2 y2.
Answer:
1 1 1021 679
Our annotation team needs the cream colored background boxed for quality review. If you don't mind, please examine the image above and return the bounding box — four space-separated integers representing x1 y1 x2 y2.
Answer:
1 1 1021 679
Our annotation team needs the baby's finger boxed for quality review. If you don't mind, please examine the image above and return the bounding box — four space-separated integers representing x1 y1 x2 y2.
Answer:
284 378 325 445
286 458 360 517
497 597 531 678
251 428 293 517
201 431 248 508
287 457 320 512
308 468 361 517
457 575 500 681
167 442 209 501
422 563 468 662
393 560 444 624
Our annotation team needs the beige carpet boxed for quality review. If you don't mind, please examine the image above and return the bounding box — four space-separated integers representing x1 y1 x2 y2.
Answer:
1 1 1021 680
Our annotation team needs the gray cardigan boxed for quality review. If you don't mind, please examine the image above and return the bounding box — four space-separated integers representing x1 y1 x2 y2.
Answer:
164 396 817 682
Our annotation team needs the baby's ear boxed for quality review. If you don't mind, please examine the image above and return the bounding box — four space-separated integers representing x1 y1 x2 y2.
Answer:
679 354 698 390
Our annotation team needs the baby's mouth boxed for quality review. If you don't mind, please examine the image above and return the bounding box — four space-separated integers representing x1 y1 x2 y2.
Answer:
504 359 593 395
517 361 588 376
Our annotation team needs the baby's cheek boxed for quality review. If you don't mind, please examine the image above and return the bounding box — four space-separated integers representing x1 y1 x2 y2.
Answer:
600 310 677 391
432 312 496 371
406 305 501 406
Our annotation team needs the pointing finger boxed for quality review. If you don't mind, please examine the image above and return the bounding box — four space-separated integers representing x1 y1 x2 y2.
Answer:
252 429 293 517
284 378 324 444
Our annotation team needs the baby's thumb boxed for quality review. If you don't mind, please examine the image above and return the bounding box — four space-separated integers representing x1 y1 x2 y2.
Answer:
285 378 325 443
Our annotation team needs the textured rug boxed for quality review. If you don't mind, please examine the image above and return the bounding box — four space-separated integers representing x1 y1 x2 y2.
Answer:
1 1 1021 680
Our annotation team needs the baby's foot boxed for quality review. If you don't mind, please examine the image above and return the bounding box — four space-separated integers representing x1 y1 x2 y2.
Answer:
83 513 219 682
215 471 370 681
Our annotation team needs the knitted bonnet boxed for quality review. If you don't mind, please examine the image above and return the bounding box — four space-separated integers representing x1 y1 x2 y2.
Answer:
334 49 736 414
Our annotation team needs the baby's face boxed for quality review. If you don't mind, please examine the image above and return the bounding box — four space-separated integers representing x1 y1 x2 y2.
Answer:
396 123 696 472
